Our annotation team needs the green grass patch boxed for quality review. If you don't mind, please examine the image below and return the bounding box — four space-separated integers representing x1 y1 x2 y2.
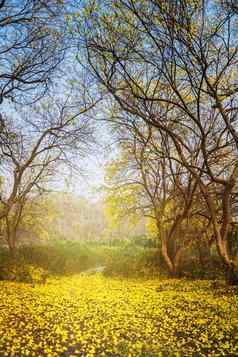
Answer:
0 241 164 281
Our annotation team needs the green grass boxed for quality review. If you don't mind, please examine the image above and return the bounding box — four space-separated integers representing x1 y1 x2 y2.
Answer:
0 274 237 356
0 241 164 280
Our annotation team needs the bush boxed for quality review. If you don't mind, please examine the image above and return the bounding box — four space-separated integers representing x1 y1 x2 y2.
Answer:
0 241 106 279
103 245 165 278
0 239 226 281
0 262 48 283
132 235 157 248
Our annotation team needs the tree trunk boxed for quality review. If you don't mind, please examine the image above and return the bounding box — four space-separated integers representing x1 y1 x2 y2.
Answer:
7 229 17 258
173 247 184 277
200 185 236 282
226 264 238 285
160 227 175 275
161 239 174 274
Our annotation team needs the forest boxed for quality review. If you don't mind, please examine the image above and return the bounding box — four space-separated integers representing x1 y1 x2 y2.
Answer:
0 1 238 356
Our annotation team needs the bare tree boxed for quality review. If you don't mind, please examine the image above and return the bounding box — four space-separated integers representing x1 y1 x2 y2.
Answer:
0 0 71 105
105 114 209 275
79 0 238 283
0 92 96 252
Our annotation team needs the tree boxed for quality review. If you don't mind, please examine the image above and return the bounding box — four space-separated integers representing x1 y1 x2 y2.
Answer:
104 118 208 275
0 92 96 252
79 0 238 282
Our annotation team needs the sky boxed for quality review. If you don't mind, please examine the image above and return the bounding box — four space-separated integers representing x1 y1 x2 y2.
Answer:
69 117 117 200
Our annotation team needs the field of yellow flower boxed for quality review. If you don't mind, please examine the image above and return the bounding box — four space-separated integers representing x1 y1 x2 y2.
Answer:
0 274 237 356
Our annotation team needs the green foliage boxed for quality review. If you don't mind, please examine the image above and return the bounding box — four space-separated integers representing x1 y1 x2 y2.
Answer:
0 238 227 281
17 242 105 275
0 241 164 280
132 235 157 248
103 245 164 278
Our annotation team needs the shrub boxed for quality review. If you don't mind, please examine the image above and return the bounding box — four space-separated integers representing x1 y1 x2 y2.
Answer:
0 262 48 284
103 245 165 278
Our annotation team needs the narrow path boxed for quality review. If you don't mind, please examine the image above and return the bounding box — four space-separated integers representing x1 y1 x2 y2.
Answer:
81 266 106 274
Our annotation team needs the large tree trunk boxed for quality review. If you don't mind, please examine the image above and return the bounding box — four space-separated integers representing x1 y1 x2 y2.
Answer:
214 225 238 285
157 220 175 275
161 233 175 275
160 228 183 277
226 262 238 285
6 217 17 257
200 184 238 284
8 232 17 257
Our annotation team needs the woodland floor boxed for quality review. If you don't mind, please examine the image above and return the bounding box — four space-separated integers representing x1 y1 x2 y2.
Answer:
0 274 237 356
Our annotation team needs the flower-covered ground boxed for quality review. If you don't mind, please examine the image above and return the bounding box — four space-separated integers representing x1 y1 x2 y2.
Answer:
0 274 237 356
